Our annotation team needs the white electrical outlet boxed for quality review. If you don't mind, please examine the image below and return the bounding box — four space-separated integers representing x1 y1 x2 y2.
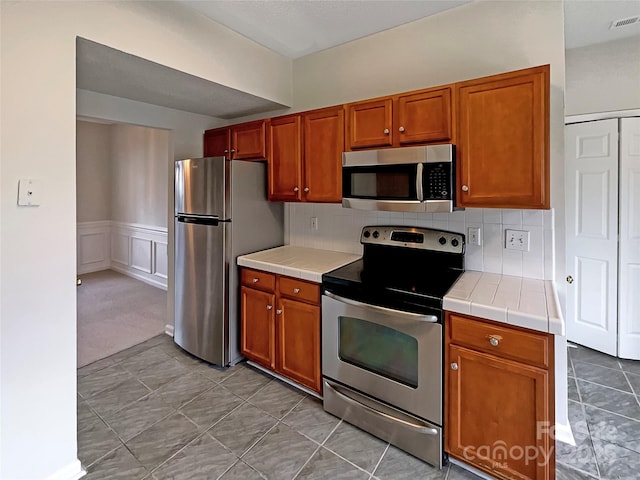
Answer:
505 229 530 251
311 217 318 230
468 227 481 246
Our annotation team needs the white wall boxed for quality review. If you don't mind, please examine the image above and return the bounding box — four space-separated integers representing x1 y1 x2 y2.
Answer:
111 123 170 227
565 36 640 116
0 1 290 478
76 121 112 223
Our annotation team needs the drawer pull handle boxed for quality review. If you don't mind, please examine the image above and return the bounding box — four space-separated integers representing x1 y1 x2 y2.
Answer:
293 288 300 294
266 305 273 310
488 335 502 347
252 278 259 283
451 363 458 370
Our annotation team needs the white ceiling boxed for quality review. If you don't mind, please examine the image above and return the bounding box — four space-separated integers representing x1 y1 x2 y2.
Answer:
179 0 470 59
564 0 640 50
77 1 640 121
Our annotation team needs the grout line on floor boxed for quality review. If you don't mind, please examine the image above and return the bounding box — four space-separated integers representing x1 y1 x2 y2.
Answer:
370 443 389 479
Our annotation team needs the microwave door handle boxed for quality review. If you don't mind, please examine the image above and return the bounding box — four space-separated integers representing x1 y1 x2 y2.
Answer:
416 163 424 201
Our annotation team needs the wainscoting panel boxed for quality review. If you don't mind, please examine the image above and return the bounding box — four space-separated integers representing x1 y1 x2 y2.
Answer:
77 221 111 274
77 221 168 289
131 237 153 274
111 232 130 266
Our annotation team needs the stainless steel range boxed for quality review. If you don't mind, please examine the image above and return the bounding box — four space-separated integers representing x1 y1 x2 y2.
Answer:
321 226 465 468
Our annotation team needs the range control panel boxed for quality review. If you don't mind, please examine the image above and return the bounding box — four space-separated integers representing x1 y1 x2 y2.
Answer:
360 225 465 254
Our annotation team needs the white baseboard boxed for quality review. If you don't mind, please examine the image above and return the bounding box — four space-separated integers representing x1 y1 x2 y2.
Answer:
165 324 174 336
555 420 576 446
43 460 86 480
111 264 168 291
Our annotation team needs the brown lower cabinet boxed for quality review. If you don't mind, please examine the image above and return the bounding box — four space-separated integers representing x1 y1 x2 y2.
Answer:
445 312 555 480
240 267 321 394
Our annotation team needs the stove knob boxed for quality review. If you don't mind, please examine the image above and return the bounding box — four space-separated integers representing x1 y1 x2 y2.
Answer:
438 236 447 245
372 231 380 239
451 239 459 247
363 230 371 238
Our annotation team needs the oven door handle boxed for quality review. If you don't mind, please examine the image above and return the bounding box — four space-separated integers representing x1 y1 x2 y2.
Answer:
325 381 439 436
323 291 438 323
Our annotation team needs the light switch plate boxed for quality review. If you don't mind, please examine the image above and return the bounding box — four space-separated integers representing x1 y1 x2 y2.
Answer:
468 227 481 246
505 229 530 251
18 179 41 206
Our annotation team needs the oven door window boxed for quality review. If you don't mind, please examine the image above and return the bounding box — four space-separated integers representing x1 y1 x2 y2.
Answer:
343 164 420 200
338 316 418 388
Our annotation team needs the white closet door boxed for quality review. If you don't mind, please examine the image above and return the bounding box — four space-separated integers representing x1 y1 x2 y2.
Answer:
565 119 619 355
619 117 640 360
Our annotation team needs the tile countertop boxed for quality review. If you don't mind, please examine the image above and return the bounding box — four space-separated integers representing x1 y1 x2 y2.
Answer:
443 271 564 336
237 246 361 283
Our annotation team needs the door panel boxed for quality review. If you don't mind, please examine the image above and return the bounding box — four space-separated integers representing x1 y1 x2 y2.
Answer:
565 119 618 355
619 117 640 359
174 220 226 364
174 157 227 217
240 287 275 368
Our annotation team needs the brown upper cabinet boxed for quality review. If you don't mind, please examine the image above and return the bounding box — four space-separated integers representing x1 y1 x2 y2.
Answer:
345 86 453 150
269 106 344 203
203 119 268 160
456 65 550 209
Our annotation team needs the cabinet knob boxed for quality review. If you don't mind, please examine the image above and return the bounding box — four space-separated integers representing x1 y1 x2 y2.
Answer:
252 278 259 283
266 305 273 310
461 185 469 192
451 363 458 371
276 309 282 315
566 275 574 284
224 149 229 153
383 128 390 135
399 126 405 133
231 148 236 153
304 187 309 193
488 335 502 347
293 187 299 192
293 288 300 294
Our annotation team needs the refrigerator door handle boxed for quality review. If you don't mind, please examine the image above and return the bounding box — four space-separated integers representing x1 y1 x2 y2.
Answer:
177 214 220 226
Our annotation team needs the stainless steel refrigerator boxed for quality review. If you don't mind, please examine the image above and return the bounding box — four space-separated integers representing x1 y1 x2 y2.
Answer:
174 157 283 366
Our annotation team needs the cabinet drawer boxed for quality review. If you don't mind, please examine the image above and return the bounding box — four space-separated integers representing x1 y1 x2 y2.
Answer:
447 313 550 369
278 276 320 305
241 268 276 292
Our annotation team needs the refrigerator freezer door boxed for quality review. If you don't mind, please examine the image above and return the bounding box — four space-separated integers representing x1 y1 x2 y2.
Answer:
174 216 228 365
175 157 229 218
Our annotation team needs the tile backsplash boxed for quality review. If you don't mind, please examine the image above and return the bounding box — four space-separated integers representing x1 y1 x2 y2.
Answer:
286 203 555 280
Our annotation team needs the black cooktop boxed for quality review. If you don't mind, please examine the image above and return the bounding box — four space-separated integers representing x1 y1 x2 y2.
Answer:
322 226 465 315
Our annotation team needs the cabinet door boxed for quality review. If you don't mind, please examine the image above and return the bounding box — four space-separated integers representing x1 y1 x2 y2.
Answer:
268 115 303 201
446 345 554 480
397 87 453 145
346 98 393 150
457 65 549 209
204 127 230 158
240 286 275 369
276 298 321 393
303 106 344 203
232 120 267 160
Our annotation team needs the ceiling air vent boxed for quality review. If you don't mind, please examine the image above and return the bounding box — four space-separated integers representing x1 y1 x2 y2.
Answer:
610 15 640 29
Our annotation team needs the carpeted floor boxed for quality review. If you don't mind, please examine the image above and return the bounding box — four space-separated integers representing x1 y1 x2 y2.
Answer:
77 270 168 368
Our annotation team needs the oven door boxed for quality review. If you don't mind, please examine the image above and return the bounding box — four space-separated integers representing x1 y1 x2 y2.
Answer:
321 290 442 424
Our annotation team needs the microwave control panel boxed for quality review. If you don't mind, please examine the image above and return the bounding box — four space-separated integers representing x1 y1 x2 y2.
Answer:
423 163 452 200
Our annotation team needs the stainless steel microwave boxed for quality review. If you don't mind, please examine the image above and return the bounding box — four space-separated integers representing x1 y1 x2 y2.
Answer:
342 145 456 213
